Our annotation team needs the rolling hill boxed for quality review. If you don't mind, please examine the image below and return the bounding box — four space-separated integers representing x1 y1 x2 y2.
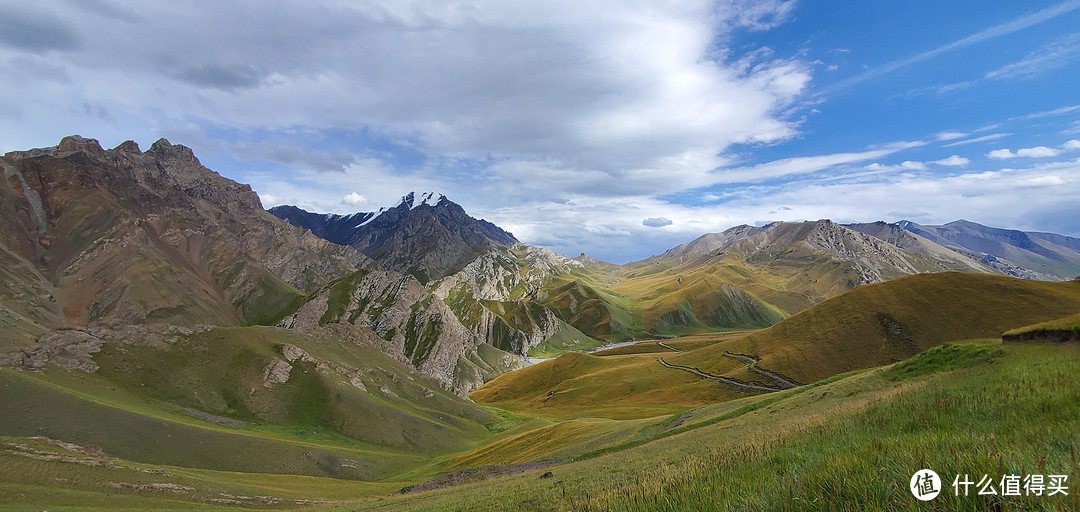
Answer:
0 324 496 482
681 272 1080 384
472 273 1080 417
6 334 1076 510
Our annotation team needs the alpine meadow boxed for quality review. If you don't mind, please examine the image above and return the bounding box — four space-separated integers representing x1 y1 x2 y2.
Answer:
2 1 1080 511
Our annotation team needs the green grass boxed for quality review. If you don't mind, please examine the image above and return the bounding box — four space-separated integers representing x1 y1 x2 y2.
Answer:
472 272 1071 422
539 272 646 342
3 337 1079 510
0 368 412 481
5 269 1080 510
885 342 1003 380
0 325 500 488
0 435 396 511
470 351 749 420
526 321 603 358
346 341 1080 511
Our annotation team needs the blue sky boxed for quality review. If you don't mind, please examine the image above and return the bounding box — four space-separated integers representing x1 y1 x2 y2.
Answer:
2 1 1079 262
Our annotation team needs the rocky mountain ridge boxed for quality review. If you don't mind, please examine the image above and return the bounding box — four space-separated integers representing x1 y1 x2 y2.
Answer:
897 219 1080 280
271 192 517 284
0 135 365 342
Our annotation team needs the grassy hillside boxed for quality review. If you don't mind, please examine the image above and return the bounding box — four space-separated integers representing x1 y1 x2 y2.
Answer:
675 272 1080 384
471 273 1080 420
0 434 401 510
1003 311 1080 342
1005 311 1080 333
470 348 752 420
0 326 497 484
3 337 1079 510
343 340 1080 511
538 271 645 341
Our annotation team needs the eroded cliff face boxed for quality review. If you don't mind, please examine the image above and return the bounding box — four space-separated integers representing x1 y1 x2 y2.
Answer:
277 244 596 395
434 244 591 354
0 136 365 337
279 266 513 394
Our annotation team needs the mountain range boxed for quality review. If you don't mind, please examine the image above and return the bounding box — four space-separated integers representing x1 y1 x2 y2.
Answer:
5 136 1080 396
3 136 1080 509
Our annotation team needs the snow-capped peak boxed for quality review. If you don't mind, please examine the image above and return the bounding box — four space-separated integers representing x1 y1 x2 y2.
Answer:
356 207 386 227
399 191 446 210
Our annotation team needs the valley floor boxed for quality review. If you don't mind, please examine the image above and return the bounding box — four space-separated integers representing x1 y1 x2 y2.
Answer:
1 335 1078 511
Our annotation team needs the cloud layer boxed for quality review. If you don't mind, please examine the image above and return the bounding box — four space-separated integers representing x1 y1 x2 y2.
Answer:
2 1 1079 262
0 1 807 197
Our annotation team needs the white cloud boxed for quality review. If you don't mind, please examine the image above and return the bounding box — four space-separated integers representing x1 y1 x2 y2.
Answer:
989 140 1079 159
936 131 968 141
865 157 970 171
985 32 1080 81
642 217 674 227
342 192 368 206
944 133 1010 147
1015 104 1080 120
932 155 970 166
1018 175 1066 186
1016 146 1062 158
715 141 923 183
865 160 931 172
0 0 811 206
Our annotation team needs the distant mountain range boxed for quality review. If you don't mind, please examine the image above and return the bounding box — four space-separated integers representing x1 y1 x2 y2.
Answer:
4 135 1080 397
896 219 1080 280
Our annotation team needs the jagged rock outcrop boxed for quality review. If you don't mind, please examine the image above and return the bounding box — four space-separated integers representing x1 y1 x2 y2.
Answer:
278 266 523 394
278 243 598 394
434 244 594 356
0 135 366 337
271 192 517 284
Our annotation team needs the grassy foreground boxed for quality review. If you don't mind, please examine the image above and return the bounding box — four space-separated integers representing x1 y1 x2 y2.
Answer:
2 340 1076 511
350 341 1080 511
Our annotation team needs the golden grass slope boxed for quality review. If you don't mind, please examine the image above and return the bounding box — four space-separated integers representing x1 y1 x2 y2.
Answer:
470 347 754 420
677 272 1080 384
359 341 1080 511
1003 310 1080 342
474 273 1080 422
